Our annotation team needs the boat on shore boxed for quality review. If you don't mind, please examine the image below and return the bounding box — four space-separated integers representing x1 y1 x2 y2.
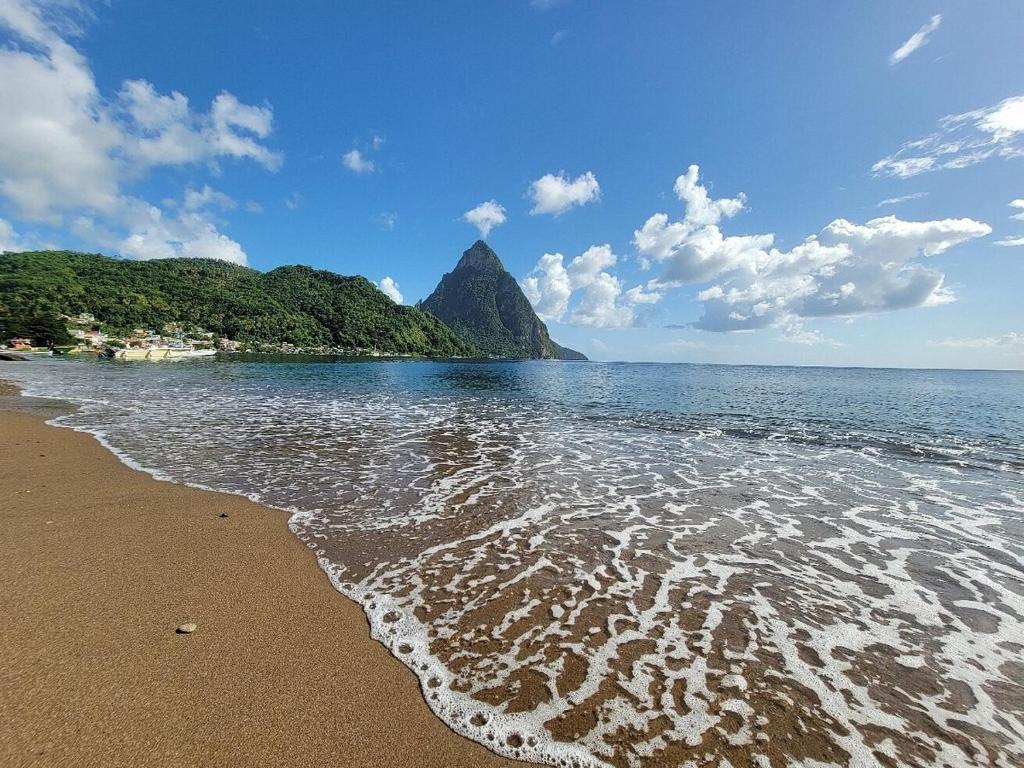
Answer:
13 348 53 357
104 346 217 361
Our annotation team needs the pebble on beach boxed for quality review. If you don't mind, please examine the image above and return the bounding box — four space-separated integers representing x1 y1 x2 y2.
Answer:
175 623 198 634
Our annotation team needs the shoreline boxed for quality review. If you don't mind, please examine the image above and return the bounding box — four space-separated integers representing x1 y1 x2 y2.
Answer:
0 381 528 768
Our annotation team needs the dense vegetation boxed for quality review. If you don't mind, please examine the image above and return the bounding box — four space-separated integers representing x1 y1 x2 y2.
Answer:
420 241 586 360
0 250 476 356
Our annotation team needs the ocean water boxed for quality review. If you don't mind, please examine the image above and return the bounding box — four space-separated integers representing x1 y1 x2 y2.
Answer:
6 357 1024 768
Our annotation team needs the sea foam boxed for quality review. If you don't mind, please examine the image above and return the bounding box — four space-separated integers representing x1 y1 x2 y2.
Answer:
5 359 1023 767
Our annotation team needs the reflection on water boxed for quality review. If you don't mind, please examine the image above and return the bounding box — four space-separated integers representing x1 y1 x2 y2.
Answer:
6 358 1024 767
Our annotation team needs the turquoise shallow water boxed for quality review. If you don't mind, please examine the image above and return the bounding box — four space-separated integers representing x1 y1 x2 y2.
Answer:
7 357 1024 767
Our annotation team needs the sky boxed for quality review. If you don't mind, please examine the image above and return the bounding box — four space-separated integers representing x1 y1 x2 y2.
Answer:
1 0 1022 369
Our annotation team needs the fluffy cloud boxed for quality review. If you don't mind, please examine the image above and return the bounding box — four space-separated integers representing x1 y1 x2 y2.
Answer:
377 276 403 304
633 165 991 333
633 165 767 284
119 82 282 172
873 95 1024 178
694 217 990 331
1010 199 1024 221
779 321 842 347
462 200 507 237
889 14 942 65
342 136 386 174
521 245 658 328
182 185 236 212
0 7 121 219
342 148 375 174
0 218 24 252
570 270 636 328
0 0 281 264
520 252 571 320
672 164 745 227
72 193 247 265
528 171 600 216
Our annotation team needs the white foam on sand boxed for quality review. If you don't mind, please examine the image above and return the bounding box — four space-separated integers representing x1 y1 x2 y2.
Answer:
6 361 1024 767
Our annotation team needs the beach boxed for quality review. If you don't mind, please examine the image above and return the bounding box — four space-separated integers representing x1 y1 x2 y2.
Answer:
3 359 1022 768
0 382 524 768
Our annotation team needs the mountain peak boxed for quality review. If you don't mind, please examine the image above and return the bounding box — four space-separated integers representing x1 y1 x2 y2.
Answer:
455 240 503 272
420 242 587 361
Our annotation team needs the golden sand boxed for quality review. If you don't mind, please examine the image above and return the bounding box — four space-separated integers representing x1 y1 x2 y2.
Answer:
0 384 526 768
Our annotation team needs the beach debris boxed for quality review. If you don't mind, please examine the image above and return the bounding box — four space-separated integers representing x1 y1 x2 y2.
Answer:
175 623 198 634
218 512 229 518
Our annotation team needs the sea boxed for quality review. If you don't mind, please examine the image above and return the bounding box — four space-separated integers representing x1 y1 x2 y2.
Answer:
5 356 1024 768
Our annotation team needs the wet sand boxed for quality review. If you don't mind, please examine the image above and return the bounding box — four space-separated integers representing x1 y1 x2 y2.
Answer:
0 382 526 768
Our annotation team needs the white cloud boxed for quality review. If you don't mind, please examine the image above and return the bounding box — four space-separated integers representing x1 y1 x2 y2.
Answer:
1009 199 1024 221
873 95 1024 178
462 200 507 237
342 136 385 174
0 217 24 252
570 271 635 328
377 276 403 304
877 192 928 207
378 211 398 230
633 165 766 285
889 14 942 65
522 244 658 328
550 29 568 46
0 7 121 220
528 170 600 216
183 185 235 211
624 285 662 304
342 148 375 174
0 0 280 264
521 252 571 321
633 165 991 333
779 321 842 347
672 164 745 227
995 236 1024 247
116 81 282 173
65 203 242 265
929 332 1023 350
284 192 302 210
70 194 248 265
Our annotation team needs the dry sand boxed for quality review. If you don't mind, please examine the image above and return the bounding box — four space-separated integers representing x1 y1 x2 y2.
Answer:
0 382 529 768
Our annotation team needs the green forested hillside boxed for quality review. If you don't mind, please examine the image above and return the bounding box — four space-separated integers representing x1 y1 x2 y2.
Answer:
0 250 475 356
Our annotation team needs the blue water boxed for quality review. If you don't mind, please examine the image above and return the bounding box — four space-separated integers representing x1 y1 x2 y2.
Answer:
7 357 1024 767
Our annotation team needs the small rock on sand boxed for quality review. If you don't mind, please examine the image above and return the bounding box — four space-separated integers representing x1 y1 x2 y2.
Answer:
175 623 197 634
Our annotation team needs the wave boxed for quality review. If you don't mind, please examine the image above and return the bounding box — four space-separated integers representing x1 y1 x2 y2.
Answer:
5 360 1024 767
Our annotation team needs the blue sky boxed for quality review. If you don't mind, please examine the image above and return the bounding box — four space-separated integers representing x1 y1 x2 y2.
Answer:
1 0 1022 368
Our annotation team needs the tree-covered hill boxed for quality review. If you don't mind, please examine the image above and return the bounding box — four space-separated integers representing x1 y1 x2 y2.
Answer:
0 250 476 356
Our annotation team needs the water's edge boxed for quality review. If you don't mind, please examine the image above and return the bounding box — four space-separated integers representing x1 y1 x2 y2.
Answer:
0 380 589 768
